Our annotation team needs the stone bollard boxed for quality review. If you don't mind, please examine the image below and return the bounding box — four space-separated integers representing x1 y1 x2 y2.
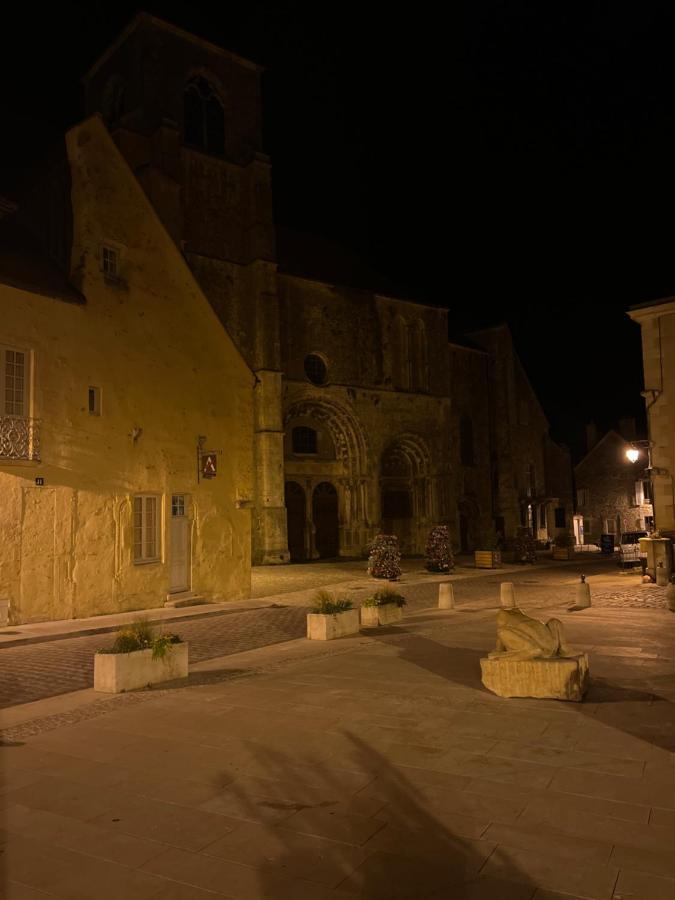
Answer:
574 574 591 609
438 582 455 609
656 562 670 587
500 582 516 609
666 582 675 613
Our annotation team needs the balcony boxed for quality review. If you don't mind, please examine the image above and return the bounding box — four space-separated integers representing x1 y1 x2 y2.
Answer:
0 416 41 461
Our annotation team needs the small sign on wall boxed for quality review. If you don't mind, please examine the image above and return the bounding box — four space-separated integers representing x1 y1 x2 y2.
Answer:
201 453 217 479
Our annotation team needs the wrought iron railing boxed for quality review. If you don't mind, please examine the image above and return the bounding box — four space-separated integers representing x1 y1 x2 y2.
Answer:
0 416 41 461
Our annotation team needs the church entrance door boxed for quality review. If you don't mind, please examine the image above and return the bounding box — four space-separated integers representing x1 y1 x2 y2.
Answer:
285 482 306 562
313 482 339 558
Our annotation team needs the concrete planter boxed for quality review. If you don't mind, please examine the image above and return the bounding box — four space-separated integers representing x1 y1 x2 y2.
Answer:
307 608 360 641
94 643 188 693
360 604 404 627
552 547 575 561
475 550 502 569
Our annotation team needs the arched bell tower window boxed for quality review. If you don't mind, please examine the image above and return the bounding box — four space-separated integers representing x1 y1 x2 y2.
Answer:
184 77 225 156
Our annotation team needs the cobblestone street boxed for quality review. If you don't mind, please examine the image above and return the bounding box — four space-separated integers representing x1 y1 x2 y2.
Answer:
0 557 642 710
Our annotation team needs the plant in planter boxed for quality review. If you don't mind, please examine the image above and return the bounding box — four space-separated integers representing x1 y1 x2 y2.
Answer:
425 526 454 573
367 534 402 580
94 618 187 693
553 531 576 560
514 527 537 564
474 530 502 569
307 590 360 641
361 586 407 626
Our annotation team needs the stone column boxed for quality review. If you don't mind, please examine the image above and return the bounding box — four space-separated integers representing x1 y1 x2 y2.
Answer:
252 370 289 564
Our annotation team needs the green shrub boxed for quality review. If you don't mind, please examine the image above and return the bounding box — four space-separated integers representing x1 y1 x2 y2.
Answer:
99 619 183 656
311 590 353 615
362 586 407 608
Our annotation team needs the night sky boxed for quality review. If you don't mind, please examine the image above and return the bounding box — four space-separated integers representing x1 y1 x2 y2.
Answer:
3 2 673 459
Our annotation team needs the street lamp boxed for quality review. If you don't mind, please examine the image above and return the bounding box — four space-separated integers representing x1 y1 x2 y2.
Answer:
625 440 655 533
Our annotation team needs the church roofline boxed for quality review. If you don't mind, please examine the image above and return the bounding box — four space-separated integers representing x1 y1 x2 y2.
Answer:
82 12 264 83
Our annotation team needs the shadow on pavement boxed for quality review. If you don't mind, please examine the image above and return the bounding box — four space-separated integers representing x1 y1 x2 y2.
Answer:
213 731 534 898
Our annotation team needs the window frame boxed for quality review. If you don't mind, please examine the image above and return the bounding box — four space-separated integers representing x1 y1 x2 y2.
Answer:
133 494 161 565
292 425 318 455
1 345 29 418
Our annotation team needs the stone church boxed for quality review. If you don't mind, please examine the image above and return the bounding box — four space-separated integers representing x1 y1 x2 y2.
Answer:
1 12 574 622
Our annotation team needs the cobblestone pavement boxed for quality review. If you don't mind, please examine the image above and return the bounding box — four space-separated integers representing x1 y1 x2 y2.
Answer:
0 558 621 710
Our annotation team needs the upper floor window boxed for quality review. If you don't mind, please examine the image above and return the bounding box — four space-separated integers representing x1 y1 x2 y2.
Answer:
410 318 429 392
460 414 474 466
0 345 39 461
184 77 225 156
292 426 318 454
101 245 119 279
2 347 26 417
577 488 589 507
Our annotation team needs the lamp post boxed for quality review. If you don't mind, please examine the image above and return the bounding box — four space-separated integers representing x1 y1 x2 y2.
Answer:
625 441 655 533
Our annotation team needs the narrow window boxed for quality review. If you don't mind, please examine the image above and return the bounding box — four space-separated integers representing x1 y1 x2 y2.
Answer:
292 426 318 454
554 507 566 528
88 386 101 416
3 348 26 416
101 245 119 278
133 495 160 563
184 77 225 156
304 354 327 386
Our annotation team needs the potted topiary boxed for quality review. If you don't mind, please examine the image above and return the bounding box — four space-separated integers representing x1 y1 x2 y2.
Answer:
360 586 407 627
94 618 187 693
553 531 576 561
306 590 360 641
425 526 454 573
514 527 538 564
475 530 502 569
368 534 402 580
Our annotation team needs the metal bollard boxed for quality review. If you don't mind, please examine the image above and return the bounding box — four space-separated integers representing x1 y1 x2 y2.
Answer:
500 582 516 609
438 582 455 609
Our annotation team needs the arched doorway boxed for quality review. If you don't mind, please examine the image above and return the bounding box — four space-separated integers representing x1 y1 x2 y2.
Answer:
285 481 306 562
380 434 432 555
313 482 339 558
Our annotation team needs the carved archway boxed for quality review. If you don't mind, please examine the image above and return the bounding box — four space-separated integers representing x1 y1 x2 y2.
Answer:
284 395 371 557
380 434 433 554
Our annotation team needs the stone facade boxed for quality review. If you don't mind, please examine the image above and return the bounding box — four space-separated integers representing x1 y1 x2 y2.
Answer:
575 430 652 545
629 298 675 537
2 13 575 623
0 117 254 624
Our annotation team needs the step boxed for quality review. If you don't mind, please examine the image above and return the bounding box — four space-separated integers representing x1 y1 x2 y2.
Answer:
164 594 208 609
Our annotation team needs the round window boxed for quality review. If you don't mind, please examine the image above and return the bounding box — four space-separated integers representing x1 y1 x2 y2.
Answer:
304 354 327 385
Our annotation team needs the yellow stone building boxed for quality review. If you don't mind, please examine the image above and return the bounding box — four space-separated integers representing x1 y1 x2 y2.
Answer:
629 298 675 536
0 117 254 624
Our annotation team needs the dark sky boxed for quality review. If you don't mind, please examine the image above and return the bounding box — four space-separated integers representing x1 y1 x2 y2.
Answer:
3 2 674 458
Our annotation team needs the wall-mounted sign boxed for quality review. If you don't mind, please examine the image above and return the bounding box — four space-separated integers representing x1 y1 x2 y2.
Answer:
35 477 44 486
201 453 217 479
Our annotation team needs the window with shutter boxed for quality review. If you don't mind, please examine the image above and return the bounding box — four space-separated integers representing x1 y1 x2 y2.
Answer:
133 495 161 563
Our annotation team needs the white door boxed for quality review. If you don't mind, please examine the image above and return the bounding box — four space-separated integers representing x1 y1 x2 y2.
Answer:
169 494 190 593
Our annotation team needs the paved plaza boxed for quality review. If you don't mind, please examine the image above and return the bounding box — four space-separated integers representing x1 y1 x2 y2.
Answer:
0 559 674 898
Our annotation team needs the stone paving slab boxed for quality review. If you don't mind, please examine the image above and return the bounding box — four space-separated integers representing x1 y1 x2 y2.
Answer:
1 579 675 897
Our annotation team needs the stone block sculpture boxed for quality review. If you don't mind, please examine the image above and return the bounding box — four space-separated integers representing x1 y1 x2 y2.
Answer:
480 607 589 702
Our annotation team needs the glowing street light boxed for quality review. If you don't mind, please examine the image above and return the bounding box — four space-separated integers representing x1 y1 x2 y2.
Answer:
626 447 640 463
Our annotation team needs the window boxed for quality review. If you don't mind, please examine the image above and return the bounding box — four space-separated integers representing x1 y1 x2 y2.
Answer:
577 488 589 507
184 77 225 156
88 386 101 416
101 246 119 279
133 495 160 563
292 426 318 454
2 347 26 416
554 507 566 528
304 354 327 386
539 505 547 528
392 315 410 390
460 414 474 466
410 319 428 391
604 518 616 534
172 494 185 517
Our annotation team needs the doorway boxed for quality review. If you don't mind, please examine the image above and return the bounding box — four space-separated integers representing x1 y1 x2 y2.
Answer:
313 482 339 558
285 481 306 562
169 494 191 593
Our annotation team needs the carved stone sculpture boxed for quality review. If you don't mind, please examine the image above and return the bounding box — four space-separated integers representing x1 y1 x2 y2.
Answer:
481 607 589 702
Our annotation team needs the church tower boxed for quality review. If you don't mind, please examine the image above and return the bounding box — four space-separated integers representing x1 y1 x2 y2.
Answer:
83 13 289 564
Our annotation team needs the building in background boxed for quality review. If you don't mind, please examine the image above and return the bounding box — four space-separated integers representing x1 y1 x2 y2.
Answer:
629 298 675 538
574 425 653 546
